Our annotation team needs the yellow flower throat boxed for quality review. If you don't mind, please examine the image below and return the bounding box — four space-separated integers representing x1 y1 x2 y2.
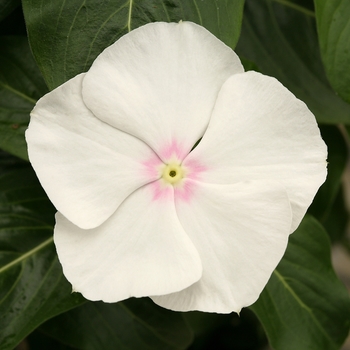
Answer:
162 163 184 184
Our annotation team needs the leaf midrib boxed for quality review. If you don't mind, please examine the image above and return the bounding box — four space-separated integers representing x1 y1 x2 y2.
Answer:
272 0 315 17
0 82 36 104
127 0 133 32
0 237 53 274
273 269 335 345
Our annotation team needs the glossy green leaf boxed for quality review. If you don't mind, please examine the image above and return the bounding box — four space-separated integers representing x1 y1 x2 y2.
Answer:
250 215 350 350
0 36 47 160
22 0 245 90
0 159 85 350
309 125 348 221
236 0 350 124
40 298 193 350
314 0 350 104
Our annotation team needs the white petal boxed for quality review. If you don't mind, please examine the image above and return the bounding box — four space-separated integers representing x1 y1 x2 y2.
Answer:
152 180 292 313
26 74 161 229
185 71 327 232
54 183 202 302
82 21 243 161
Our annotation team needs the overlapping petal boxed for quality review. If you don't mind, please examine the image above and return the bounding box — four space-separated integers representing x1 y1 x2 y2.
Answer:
82 21 243 161
54 183 202 302
184 71 327 232
152 180 292 313
26 74 161 229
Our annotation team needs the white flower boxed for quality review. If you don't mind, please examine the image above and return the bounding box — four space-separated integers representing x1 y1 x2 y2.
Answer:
26 21 327 313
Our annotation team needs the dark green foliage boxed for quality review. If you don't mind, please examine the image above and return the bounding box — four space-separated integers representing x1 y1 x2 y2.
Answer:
0 1 349 349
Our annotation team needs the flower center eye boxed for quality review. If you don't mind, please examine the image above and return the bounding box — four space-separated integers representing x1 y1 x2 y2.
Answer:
162 163 184 185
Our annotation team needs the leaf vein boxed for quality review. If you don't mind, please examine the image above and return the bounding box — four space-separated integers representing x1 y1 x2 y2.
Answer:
0 82 36 105
127 0 134 32
273 269 334 343
0 237 53 274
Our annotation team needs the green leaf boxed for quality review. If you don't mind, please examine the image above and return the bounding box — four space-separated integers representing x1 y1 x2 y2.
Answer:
309 125 348 221
27 330 75 350
0 159 85 350
0 36 48 160
322 186 348 243
0 0 20 23
40 298 193 350
308 125 349 243
22 0 245 90
314 0 350 104
0 149 27 173
236 0 350 124
250 215 350 350
184 309 267 350
0 5 27 36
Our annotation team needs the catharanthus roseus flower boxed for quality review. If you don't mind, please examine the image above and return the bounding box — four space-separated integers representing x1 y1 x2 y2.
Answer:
26 21 327 313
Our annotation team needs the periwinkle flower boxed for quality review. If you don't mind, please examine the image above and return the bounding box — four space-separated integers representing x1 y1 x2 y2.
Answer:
26 21 327 313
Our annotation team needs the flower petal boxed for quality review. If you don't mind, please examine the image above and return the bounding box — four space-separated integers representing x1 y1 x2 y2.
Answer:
152 180 292 313
54 183 202 302
26 74 161 229
185 71 327 232
82 21 243 161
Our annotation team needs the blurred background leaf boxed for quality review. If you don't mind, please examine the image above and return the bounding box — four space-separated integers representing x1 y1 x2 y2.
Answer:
39 298 193 350
314 0 350 104
250 215 350 350
0 0 20 23
22 0 245 90
309 126 348 223
0 36 47 160
184 310 267 350
0 1 26 36
236 0 350 124
322 186 349 243
0 152 85 350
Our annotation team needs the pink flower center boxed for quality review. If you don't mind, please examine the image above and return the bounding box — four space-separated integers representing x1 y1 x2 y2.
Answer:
143 140 206 203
